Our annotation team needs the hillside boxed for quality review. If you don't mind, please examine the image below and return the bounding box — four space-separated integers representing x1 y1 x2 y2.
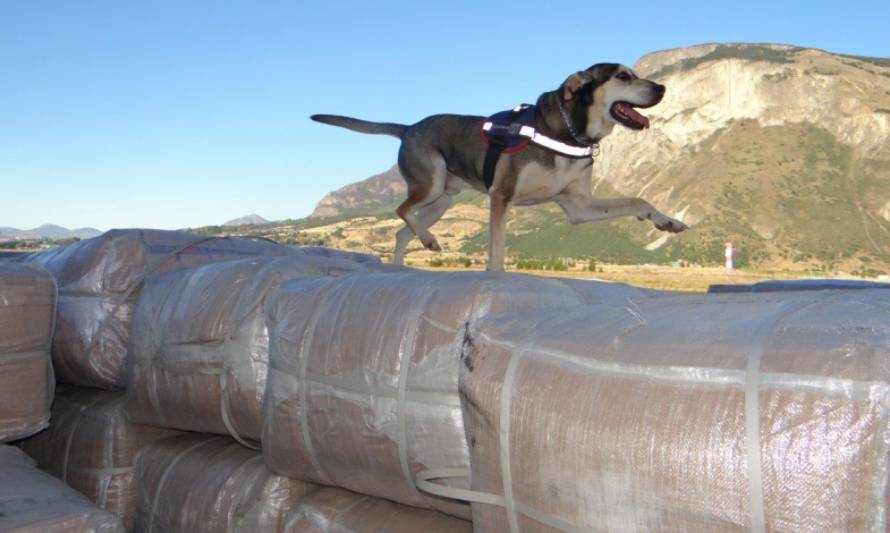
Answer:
311 166 405 218
223 214 270 226
0 225 101 242
208 43 890 275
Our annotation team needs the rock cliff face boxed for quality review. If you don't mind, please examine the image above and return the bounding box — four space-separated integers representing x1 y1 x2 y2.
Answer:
597 44 890 201
311 165 405 218
308 44 890 272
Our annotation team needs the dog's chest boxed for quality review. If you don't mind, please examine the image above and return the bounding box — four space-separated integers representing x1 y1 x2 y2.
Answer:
512 157 591 205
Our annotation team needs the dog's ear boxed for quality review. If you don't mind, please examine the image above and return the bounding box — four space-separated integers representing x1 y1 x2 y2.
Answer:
585 63 621 87
561 71 594 100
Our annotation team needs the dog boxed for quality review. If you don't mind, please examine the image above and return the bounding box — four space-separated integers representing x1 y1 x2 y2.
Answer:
311 63 687 271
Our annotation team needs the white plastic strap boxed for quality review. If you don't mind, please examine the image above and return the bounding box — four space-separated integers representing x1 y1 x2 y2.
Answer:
218 372 260 450
61 395 108 482
744 298 829 533
0 350 48 365
416 468 505 507
416 468 591 532
295 287 333 483
396 291 438 503
148 437 222 532
499 344 526 533
43 264 58 403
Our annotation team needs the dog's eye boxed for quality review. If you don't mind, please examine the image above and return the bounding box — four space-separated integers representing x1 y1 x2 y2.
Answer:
616 72 631 81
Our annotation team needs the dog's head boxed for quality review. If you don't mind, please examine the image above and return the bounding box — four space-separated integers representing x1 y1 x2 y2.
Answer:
560 63 665 140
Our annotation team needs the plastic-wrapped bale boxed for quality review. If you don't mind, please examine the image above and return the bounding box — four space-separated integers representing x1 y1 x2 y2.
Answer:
26 228 302 390
0 445 123 532
709 278 890 293
299 246 382 264
19 386 180 529
133 434 315 533
455 289 890 532
127 254 384 444
263 271 641 518
0 263 55 442
277 487 472 533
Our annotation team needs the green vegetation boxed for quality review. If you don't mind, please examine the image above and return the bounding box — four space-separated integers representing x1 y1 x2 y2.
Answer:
515 258 569 271
0 237 81 250
838 53 890 68
762 69 795 82
428 256 474 268
649 44 799 79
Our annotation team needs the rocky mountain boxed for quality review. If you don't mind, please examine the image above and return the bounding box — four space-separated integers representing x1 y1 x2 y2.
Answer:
224 214 270 226
311 165 405 218
295 44 890 274
0 224 101 242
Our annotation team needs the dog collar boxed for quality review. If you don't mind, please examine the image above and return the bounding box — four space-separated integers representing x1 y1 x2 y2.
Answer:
482 104 599 159
556 97 599 147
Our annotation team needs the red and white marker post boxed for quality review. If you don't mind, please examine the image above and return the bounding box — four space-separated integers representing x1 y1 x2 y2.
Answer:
725 242 734 273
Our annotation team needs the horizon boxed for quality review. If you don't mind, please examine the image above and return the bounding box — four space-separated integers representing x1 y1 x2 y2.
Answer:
2 1 889 231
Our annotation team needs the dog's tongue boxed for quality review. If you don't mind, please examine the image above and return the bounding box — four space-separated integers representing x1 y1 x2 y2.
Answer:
617 103 650 129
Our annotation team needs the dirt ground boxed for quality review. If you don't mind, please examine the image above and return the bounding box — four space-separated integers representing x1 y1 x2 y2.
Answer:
419 264 851 292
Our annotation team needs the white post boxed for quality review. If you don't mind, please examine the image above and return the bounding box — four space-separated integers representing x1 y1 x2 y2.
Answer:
725 242 734 273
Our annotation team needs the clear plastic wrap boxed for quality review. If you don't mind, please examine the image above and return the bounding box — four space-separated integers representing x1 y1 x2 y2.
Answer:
25 229 304 389
278 487 472 533
453 289 890 532
127 254 391 444
709 278 890 293
0 445 123 532
19 385 181 529
263 271 646 518
133 434 315 533
0 263 55 442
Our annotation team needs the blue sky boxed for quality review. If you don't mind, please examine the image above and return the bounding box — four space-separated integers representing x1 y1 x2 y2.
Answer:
2 1 889 230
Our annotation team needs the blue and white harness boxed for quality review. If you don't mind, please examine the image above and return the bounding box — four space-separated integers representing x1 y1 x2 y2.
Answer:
479 104 599 189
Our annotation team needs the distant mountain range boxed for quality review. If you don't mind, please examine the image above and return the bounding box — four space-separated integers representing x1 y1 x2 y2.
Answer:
0 224 101 242
223 214 270 226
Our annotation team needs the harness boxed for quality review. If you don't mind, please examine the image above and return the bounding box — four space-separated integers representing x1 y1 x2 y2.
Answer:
479 104 599 190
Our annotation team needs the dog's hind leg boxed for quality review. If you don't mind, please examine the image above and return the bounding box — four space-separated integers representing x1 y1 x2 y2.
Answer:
393 193 454 264
393 151 448 262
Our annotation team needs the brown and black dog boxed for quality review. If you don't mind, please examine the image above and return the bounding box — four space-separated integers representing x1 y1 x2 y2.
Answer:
312 63 687 271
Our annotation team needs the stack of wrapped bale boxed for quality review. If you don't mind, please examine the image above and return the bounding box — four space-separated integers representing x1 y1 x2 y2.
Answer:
0 263 55 442
126 254 392 446
24 228 302 389
133 434 315 532
455 289 890 531
0 445 123 532
19 386 181 529
280 487 472 532
262 270 650 520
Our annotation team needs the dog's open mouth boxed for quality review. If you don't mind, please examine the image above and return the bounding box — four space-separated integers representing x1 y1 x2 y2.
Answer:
610 102 650 130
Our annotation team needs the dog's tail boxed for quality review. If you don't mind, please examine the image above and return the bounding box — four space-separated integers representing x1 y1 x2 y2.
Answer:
310 114 407 139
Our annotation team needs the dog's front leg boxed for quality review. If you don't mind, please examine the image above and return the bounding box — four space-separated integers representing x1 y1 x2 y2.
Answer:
487 190 512 272
555 192 687 233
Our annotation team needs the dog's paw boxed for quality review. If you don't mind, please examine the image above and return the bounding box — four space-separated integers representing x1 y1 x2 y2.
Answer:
655 218 688 233
421 236 442 252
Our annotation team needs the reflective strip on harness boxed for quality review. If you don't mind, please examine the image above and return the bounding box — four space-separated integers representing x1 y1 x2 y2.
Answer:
482 121 596 158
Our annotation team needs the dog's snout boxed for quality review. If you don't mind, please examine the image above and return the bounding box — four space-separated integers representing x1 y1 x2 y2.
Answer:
653 83 666 96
